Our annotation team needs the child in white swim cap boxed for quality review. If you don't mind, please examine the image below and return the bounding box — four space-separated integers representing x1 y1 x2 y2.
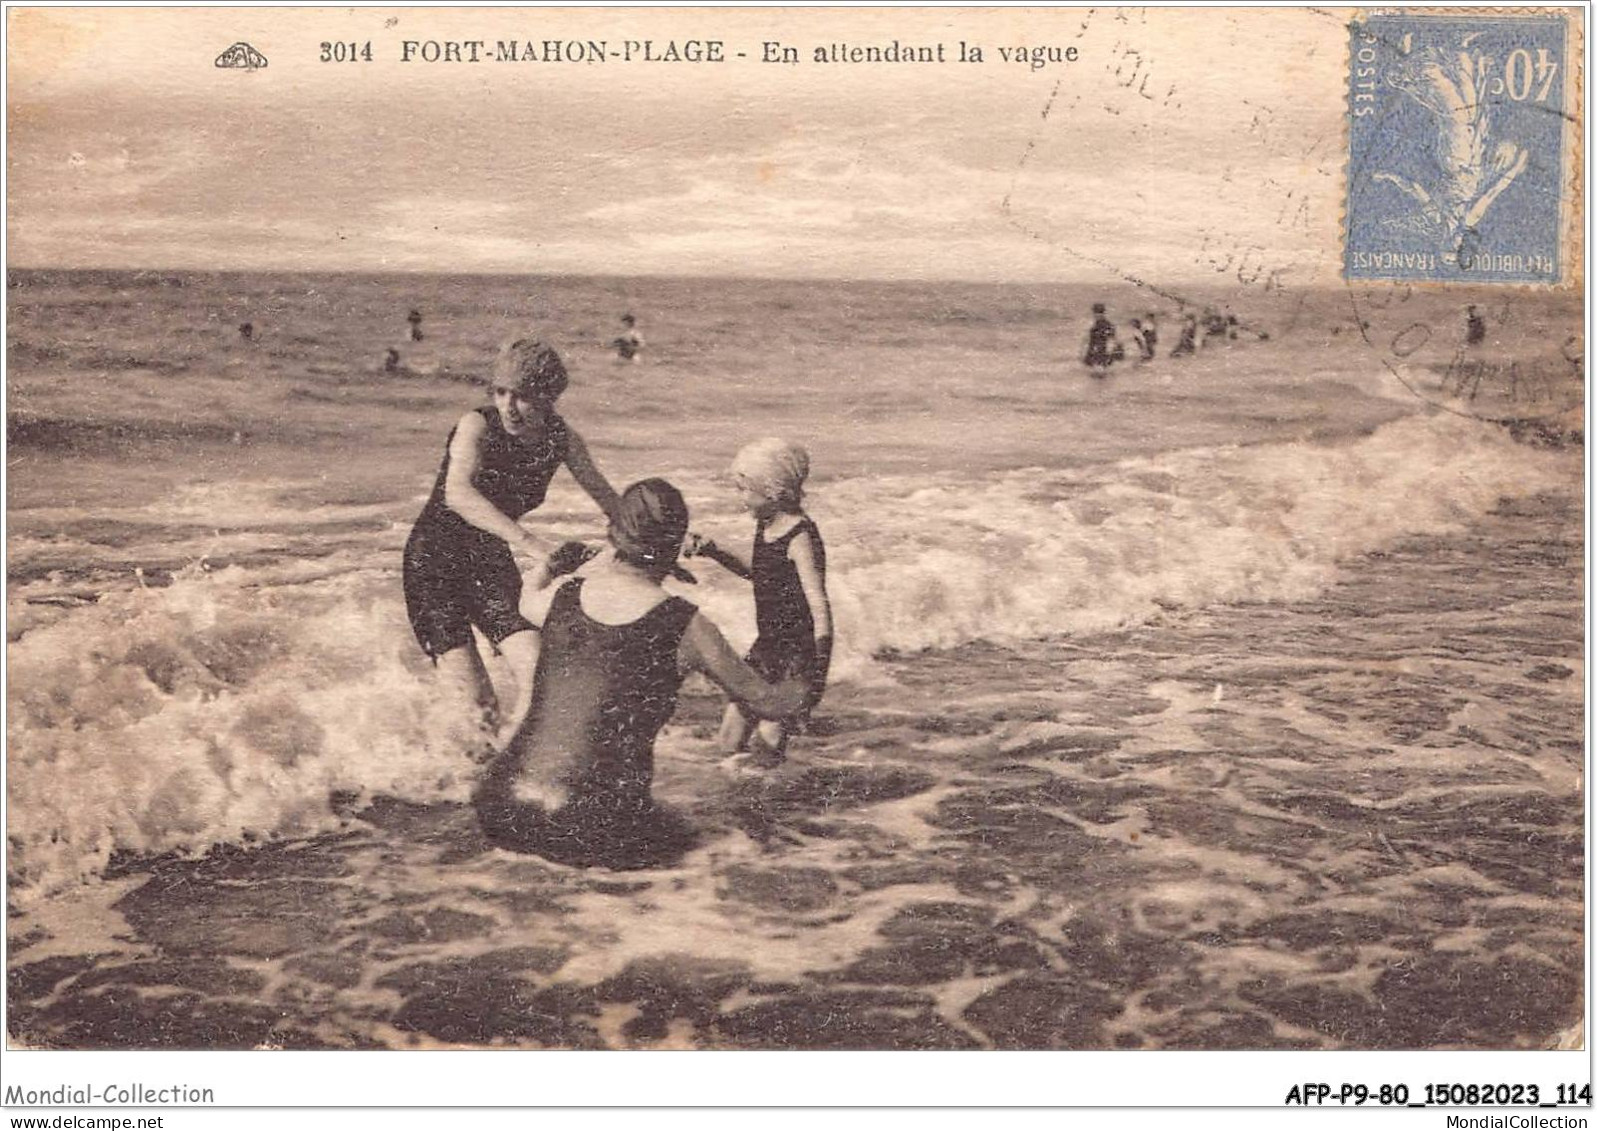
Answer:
688 438 832 768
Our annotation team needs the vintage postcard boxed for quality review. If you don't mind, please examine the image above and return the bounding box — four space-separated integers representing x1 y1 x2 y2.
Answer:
3 3 1588 1116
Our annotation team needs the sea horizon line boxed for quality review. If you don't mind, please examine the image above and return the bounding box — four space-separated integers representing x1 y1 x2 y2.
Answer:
5 263 1356 294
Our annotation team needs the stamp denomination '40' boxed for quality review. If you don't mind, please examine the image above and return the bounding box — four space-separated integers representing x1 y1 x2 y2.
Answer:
1346 14 1571 284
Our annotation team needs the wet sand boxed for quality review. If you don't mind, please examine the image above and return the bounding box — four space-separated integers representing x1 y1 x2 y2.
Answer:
7 491 1583 1050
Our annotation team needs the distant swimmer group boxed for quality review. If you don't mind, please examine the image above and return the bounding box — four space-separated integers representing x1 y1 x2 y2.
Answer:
1080 301 1261 371
382 307 646 374
404 335 827 866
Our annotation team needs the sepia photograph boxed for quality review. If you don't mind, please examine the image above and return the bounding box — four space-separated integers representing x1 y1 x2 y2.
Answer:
3 2 1588 1111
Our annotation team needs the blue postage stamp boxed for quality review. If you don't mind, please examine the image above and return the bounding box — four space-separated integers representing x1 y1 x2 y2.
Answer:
1346 12 1570 284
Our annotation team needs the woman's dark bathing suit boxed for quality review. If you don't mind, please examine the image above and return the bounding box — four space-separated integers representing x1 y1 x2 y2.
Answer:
475 578 699 868
402 406 569 657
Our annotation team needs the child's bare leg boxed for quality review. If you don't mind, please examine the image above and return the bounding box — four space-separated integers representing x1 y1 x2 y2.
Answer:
718 701 754 753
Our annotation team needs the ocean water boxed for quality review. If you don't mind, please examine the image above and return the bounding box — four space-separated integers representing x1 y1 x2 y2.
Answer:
5 270 1584 1050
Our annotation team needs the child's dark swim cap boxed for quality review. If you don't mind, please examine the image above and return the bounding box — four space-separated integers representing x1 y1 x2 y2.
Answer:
492 337 569 400
609 479 689 570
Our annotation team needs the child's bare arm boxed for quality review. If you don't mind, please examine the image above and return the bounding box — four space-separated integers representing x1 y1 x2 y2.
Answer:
789 528 833 704
685 534 753 580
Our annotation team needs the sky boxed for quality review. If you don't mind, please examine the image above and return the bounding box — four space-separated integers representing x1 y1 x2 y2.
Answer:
6 6 1358 283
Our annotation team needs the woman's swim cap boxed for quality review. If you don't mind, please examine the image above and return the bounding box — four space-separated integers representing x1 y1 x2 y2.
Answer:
731 438 810 505
609 479 689 569
492 337 569 400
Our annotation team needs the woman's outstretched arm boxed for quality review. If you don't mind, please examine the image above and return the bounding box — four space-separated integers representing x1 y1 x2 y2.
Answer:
563 427 623 524
679 613 808 720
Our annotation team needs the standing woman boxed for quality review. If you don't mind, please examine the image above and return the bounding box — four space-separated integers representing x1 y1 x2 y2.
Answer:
403 337 622 745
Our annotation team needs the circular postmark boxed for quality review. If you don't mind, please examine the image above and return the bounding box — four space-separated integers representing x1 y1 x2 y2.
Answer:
1342 11 1582 426
1345 281 1583 425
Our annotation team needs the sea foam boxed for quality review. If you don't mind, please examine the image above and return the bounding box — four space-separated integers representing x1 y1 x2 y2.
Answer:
5 412 1573 897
